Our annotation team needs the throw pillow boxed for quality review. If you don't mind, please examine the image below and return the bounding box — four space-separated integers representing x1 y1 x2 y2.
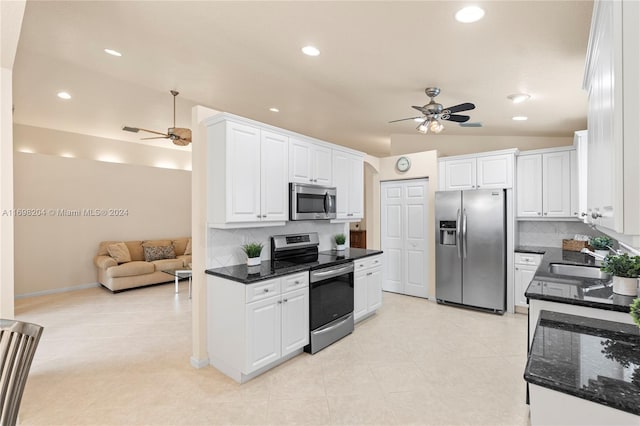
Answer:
143 245 176 262
185 238 192 255
107 242 131 263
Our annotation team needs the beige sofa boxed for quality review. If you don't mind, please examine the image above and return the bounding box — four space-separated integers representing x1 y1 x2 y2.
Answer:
94 237 192 292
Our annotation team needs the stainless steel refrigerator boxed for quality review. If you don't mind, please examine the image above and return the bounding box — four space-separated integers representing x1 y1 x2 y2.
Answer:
435 189 506 313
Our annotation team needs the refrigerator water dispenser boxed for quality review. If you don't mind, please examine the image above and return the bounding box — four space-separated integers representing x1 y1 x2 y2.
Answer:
439 221 457 245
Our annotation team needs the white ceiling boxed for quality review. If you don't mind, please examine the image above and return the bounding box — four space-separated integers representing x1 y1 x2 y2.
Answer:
13 1 593 157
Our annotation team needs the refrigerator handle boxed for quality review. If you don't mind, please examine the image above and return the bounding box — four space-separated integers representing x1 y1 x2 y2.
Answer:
462 209 468 259
456 208 462 259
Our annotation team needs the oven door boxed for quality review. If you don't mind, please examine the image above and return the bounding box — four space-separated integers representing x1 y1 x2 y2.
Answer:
309 262 354 330
290 183 337 220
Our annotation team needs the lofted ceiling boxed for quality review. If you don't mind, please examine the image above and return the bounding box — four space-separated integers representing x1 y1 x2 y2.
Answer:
13 1 593 157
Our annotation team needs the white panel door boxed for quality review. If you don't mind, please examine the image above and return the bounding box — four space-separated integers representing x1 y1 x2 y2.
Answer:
227 122 261 222
245 296 280 373
381 179 429 298
280 288 309 357
381 182 403 293
542 151 572 217
444 158 476 190
261 130 289 222
403 182 429 298
516 154 543 217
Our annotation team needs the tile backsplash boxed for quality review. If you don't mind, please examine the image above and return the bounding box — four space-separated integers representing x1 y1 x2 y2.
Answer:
518 220 611 247
207 221 348 268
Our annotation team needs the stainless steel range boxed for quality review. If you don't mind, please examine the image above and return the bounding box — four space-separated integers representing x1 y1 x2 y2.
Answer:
271 232 354 354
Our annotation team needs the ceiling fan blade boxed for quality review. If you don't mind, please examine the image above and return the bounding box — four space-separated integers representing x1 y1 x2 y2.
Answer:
412 105 429 114
140 136 169 140
443 103 475 114
443 114 471 123
389 116 424 123
124 127 169 137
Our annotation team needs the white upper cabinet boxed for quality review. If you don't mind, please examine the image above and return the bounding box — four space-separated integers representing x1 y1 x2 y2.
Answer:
583 0 640 242
207 117 288 227
516 149 575 219
439 150 516 191
332 149 364 220
289 138 332 186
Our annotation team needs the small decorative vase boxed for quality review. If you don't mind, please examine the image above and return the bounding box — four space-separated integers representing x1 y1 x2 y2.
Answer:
336 244 346 251
612 276 638 296
247 256 261 266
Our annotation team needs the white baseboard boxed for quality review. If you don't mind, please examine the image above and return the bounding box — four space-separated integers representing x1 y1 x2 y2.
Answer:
190 356 209 369
15 282 100 299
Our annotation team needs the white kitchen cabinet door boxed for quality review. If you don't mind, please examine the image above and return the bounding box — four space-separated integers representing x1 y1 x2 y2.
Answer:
289 138 313 184
353 271 368 321
574 131 588 221
516 154 543 217
367 268 383 312
245 296 281 373
332 150 350 219
312 144 333 186
444 158 476 190
227 122 262 222
280 287 309 357
348 155 364 219
260 130 289 222
477 154 513 189
542 151 572 217
515 264 538 307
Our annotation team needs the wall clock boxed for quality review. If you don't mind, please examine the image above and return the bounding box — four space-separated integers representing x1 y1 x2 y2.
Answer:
396 156 411 172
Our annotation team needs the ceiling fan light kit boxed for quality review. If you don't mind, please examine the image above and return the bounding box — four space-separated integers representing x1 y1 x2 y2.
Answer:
391 87 475 135
122 90 192 145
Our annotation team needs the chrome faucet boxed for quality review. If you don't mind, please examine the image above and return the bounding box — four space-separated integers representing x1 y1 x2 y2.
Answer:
580 248 607 260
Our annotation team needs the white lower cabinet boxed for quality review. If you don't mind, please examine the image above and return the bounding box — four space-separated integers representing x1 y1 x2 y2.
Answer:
514 252 542 308
207 271 309 383
353 255 383 322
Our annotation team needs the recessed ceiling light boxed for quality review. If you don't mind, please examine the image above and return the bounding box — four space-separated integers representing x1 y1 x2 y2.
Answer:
455 6 485 23
57 91 72 100
104 48 122 57
269 107 280 112
512 116 528 121
302 46 320 56
507 93 531 103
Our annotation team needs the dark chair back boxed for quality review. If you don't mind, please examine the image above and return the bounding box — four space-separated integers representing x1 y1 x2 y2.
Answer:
0 319 43 426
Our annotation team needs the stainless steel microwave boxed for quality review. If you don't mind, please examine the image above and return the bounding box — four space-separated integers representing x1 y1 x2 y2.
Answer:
289 183 337 220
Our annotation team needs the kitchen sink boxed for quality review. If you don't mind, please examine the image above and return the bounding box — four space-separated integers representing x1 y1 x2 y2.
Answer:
548 263 612 280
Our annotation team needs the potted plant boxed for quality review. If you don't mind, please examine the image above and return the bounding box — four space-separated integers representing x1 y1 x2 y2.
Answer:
335 233 347 251
630 298 640 329
600 253 640 296
242 242 263 266
590 236 614 259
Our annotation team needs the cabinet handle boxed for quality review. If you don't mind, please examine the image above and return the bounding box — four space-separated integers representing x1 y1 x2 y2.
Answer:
262 215 267 218
278 300 282 304
314 179 318 183
591 212 602 219
359 264 364 267
477 185 480 188
256 215 261 218
283 298 288 303
537 212 541 216
294 280 300 284
515 267 519 271
309 178 313 182
543 212 548 216
263 289 269 293
374 260 379 264
367 272 373 276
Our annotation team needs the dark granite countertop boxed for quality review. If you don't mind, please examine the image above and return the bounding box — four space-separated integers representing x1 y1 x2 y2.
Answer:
525 310 640 415
515 246 548 255
523 246 634 313
206 249 383 284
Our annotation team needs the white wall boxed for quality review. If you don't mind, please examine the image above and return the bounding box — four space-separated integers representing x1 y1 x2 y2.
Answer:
13 152 191 296
14 124 192 170
1 0 26 318
391 134 573 157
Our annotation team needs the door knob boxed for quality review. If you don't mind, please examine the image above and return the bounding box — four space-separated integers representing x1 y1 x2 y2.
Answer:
591 212 602 219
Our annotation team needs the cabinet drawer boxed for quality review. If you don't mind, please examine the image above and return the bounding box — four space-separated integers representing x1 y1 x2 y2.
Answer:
281 272 309 292
515 253 542 266
355 255 383 271
245 278 280 303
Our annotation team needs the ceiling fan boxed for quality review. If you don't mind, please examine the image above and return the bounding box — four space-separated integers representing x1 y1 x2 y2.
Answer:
122 90 192 146
389 87 476 134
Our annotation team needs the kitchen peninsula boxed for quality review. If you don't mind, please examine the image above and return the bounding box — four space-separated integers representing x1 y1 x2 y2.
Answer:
520 246 639 425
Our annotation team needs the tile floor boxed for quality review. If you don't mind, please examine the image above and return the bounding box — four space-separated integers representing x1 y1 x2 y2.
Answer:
15 284 530 425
